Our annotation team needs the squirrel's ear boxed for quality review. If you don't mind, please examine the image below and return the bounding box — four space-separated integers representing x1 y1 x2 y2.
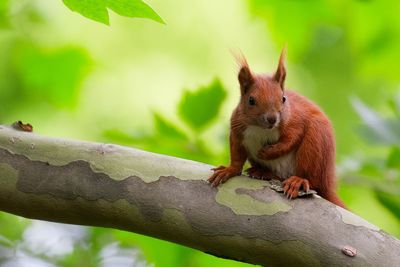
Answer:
238 65 254 95
273 47 287 91
236 55 254 95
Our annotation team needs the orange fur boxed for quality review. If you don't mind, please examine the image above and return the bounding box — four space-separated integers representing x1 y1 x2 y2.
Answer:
208 48 346 208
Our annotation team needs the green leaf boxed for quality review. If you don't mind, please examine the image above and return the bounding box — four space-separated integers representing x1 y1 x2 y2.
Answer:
14 45 91 107
0 212 30 241
153 112 187 140
387 146 400 169
112 230 194 267
63 0 109 25
62 0 164 25
107 0 164 24
375 190 400 221
178 79 226 132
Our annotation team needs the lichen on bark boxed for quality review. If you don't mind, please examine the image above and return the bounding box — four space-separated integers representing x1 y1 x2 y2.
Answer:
215 176 292 215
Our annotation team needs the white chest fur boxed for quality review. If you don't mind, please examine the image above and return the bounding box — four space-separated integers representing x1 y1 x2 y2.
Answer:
242 126 296 179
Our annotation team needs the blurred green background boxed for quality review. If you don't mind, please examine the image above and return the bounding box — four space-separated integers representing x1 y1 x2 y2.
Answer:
1 0 400 266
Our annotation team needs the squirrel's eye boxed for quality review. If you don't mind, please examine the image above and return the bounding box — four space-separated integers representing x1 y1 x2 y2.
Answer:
282 96 286 103
248 96 256 106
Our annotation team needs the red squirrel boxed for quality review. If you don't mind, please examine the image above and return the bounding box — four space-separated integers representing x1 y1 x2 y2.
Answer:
208 48 346 208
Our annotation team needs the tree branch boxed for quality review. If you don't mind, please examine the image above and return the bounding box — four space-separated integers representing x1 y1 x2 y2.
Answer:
0 126 399 266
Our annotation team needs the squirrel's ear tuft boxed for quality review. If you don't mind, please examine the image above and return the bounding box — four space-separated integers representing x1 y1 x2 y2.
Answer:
234 53 254 95
273 47 287 91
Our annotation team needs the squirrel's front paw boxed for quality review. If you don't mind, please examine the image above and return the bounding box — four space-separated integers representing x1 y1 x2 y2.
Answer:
283 176 310 199
208 166 241 187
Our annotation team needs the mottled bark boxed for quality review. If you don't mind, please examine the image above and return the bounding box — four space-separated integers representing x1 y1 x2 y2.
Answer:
0 126 399 266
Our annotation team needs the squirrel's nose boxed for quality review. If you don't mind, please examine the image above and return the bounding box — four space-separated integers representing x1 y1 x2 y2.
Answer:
266 115 277 125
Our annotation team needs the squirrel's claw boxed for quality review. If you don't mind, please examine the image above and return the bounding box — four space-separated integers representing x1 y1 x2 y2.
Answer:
246 166 264 180
283 176 310 200
208 166 240 187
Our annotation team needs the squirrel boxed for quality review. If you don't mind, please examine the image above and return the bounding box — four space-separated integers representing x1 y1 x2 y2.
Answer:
208 48 346 208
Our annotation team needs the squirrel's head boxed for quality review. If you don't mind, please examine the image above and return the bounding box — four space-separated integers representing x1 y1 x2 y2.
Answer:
236 48 287 129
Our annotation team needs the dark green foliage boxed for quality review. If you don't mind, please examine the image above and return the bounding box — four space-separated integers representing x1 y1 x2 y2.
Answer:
375 190 400 221
0 26 91 120
178 79 226 132
387 147 400 169
62 0 165 25
0 213 29 241
14 45 91 107
153 112 188 140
